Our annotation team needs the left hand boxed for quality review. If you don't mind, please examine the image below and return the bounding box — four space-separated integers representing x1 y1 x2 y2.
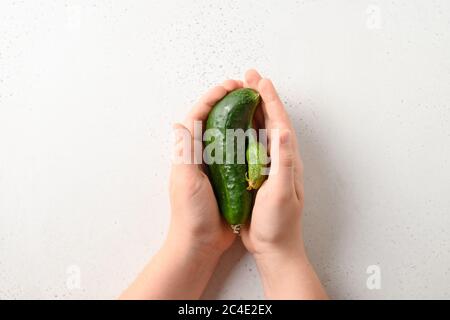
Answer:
120 80 244 300
167 79 244 256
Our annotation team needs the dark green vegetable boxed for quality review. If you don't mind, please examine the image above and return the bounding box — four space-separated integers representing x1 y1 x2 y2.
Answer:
205 88 267 232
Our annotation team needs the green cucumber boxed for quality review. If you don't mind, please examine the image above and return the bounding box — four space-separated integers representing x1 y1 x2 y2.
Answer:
205 88 266 232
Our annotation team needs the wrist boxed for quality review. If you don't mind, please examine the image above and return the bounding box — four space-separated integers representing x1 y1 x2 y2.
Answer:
253 247 327 300
251 236 307 262
121 231 222 300
165 220 232 259
163 232 224 266
253 245 308 270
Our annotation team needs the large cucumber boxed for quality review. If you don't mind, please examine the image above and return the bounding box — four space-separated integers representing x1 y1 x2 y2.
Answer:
205 88 266 232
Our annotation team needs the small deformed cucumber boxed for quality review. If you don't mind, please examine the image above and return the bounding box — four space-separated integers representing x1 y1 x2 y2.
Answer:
246 131 267 190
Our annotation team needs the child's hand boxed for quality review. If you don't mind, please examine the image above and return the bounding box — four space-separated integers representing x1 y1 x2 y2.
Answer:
168 80 244 256
240 69 305 258
121 72 327 300
121 80 244 300
241 69 327 299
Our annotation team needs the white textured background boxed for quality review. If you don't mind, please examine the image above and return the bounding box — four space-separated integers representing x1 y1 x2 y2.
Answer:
1 0 450 299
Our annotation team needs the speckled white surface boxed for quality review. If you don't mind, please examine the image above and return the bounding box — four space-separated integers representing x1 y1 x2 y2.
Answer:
1 0 450 300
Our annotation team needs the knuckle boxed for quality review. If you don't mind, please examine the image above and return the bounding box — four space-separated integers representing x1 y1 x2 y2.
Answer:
280 152 294 168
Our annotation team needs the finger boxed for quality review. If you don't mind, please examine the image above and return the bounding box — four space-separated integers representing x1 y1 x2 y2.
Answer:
244 70 264 131
183 85 228 135
222 79 242 91
257 78 289 124
244 69 262 90
257 78 304 197
268 129 295 191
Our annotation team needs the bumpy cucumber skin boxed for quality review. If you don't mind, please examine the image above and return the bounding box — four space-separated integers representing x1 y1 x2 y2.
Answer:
206 88 260 226
246 137 267 190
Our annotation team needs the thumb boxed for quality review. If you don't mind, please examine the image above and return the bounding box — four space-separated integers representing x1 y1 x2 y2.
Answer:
269 129 294 189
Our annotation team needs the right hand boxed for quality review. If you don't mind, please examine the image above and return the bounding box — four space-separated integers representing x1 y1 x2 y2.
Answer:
240 70 305 258
240 69 327 299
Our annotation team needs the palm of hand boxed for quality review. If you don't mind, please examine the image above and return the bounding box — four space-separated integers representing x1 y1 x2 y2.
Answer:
169 80 245 254
169 167 235 252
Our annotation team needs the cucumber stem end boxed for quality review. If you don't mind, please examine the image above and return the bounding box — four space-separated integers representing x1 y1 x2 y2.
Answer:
231 224 242 235
245 172 256 190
